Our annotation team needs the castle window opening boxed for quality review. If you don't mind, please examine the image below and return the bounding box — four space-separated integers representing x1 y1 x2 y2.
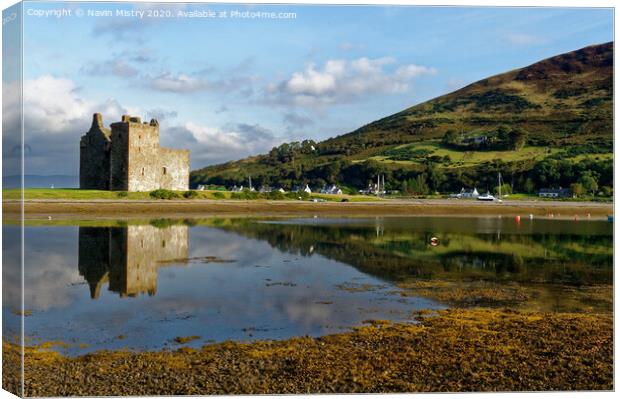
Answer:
163 167 167 175
141 167 145 176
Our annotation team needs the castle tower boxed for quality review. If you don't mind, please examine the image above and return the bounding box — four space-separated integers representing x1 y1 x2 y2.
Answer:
109 115 189 191
79 113 111 189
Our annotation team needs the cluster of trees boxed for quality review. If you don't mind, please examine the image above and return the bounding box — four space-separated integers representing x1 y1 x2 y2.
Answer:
530 158 612 194
265 140 318 164
193 125 612 198
194 155 612 198
442 125 527 151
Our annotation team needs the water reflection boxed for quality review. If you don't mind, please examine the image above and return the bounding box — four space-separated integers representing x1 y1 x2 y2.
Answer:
228 217 613 286
2 216 612 355
78 225 188 298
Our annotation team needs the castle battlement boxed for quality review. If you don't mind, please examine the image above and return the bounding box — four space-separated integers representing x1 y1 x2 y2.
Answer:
80 113 189 192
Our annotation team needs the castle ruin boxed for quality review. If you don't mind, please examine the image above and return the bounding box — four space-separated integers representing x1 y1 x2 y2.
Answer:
80 113 189 191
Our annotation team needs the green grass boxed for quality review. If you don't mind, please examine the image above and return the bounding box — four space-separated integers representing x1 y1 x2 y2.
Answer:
2 188 149 200
2 188 380 202
367 142 560 168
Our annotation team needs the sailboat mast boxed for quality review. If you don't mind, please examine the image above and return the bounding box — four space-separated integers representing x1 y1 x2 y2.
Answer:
498 172 502 197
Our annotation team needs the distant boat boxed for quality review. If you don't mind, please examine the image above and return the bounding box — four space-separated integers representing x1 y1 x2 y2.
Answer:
478 172 503 202
477 192 495 201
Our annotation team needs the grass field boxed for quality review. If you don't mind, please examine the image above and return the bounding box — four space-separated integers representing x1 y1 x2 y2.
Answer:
2 188 380 202
364 142 561 168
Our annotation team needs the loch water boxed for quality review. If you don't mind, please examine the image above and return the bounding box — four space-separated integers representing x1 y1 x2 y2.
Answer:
2 216 612 355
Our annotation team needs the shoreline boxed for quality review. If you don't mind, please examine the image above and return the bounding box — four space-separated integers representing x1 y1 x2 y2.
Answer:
3 199 613 219
3 308 612 395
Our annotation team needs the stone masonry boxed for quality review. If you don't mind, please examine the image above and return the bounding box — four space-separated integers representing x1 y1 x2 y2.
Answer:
80 113 189 191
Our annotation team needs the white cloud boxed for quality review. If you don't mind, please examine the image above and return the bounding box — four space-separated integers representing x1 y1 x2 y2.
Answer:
6 74 282 173
20 75 136 135
82 59 139 78
23 75 92 133
269 57 436 106
164 121 281 168
283 111 314 129
145 108 178 122
149 73 209 93
145 67 257 96
4 75 138 175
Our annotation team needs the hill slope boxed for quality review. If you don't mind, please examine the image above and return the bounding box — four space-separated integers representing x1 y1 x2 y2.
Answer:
191 42 613 195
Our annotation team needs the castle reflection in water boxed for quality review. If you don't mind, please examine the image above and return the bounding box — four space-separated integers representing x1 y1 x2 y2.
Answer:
78 225 188 299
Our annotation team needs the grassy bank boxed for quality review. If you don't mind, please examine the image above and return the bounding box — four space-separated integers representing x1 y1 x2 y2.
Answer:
2 188 378 202
3 308 612 396
4 188 612 203
2 198 612 220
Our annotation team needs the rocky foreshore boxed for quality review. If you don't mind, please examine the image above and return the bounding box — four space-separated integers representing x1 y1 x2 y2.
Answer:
3 308 613 396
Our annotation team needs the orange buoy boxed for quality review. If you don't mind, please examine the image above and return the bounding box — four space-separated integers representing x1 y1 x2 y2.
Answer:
430 237 439 246
515 215 521 223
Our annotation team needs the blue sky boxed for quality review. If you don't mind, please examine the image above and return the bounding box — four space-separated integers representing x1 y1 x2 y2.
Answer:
7 1 614 175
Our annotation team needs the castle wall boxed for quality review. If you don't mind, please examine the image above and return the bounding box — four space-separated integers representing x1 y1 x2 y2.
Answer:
157 148 190 191
109 119 130 191
125 119 163 192
79 114 111 190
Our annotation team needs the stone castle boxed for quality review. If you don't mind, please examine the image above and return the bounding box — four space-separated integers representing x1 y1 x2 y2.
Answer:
80 113 189 191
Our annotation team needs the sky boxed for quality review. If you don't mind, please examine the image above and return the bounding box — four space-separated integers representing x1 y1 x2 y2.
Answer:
2 1 614 176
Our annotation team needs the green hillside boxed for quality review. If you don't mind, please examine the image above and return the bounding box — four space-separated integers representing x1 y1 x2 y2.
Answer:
191 42 613 196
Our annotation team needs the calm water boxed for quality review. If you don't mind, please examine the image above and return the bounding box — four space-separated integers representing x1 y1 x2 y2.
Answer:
2 216 613 355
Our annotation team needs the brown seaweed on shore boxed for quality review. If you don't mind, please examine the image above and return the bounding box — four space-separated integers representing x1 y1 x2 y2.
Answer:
4 308 612 396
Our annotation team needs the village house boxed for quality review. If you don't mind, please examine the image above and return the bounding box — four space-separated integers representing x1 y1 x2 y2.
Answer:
463 135 488 145
292 184 312 194
452 187 480 198
320 184 343 195
538 187 573 198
